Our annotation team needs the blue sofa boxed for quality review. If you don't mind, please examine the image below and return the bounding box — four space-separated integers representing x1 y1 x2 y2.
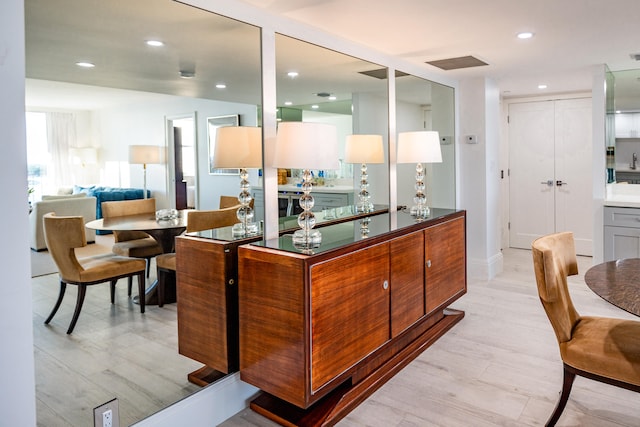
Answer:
73 186 151 234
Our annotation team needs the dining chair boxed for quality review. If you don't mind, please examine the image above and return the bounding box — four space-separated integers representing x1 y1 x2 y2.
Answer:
531 231 640 426
155 206 240 307
43 213 147 334
101 198 163 278
220 195 254 209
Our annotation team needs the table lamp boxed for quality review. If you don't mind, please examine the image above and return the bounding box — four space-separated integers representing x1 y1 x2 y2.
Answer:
344 134 384 213
129 145 163 199
213 126 262 236
273 122 338 249
397 131 442 219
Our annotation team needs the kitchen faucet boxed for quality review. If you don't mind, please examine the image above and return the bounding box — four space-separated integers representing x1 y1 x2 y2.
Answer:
632 153 638 170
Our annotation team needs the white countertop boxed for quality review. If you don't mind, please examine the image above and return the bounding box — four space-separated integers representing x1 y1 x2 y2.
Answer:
605 183 640 208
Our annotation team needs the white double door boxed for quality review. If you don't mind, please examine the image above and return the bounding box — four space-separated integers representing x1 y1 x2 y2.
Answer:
509 98 593 256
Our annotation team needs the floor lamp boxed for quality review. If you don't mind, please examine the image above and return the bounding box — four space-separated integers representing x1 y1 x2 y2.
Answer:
397 131 442 219
273 122 338 249
213 126 262 236
129 145 163 199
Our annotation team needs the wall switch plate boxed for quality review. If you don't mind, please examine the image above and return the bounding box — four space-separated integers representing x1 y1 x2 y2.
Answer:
94 398 120 427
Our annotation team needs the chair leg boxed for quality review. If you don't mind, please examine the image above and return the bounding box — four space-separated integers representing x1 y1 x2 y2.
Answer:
44 280 66 325
127 276 133 296
546 365 576 427
137 272 146 314
110 279 117 304
145 258 151 278
157 269 165 308
67 284 87 334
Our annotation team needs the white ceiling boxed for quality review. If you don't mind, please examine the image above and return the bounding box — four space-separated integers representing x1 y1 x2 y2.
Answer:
25 0 640 110
240 0 640 104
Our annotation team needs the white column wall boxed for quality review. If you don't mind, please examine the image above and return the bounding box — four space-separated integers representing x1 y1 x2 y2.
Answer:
0 0 37 425
458 77 503 280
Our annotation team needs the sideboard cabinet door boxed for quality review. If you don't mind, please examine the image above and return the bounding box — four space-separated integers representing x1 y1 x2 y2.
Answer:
425 217 466 314
310 242 390 393
390 231 425 337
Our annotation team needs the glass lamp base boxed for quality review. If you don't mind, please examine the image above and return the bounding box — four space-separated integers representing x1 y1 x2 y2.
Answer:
231 221 259 237
292 228 322 248
410 204 430 219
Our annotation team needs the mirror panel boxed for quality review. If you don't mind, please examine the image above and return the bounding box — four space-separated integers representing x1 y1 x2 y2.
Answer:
395 74 455 211
25 0 261 424
608 68 640 184
274 34 390 216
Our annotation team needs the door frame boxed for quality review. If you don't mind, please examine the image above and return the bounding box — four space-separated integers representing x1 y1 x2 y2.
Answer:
501 92 591 251
165 112 198 209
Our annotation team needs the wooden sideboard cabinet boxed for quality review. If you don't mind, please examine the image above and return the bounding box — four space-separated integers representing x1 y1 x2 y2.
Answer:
238 210 466 425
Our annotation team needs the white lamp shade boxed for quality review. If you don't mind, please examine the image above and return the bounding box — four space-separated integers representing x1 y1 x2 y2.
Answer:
213 126 262 168
397 131 442 164
129 145 163 164
273 122 339 170
344 134 385 164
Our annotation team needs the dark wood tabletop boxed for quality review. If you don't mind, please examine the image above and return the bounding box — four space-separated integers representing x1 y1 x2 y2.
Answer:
584 258 640 317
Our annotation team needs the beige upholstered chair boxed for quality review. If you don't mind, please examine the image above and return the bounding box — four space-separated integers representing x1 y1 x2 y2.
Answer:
531 232 640 426
219 195 254 209
101 198 163 277
43 213 147 334
155 206 240 307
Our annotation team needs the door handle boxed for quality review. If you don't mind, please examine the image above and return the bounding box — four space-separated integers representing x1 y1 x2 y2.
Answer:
556 180 568 186
540 180 554 186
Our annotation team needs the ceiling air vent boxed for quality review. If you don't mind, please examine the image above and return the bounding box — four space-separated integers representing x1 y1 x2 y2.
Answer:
426 55 488 70
630 53 640 61
359 68 409 79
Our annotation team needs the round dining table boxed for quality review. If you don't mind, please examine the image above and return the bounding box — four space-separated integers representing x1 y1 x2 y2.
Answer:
584 258 640 317
85 212 188 305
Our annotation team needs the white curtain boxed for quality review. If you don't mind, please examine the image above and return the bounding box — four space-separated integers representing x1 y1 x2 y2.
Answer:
45 112 76 189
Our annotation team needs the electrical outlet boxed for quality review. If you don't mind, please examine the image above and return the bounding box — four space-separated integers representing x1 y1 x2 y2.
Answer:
93 398 119 427
102 409 112 427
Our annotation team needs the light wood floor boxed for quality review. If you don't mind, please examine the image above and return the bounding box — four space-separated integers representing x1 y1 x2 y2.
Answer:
220 248 640 427
32 257 201 426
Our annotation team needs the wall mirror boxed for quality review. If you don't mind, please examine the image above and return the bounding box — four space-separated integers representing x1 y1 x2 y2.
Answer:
607 68 640 184
25 0 261 424
274 33 390 219
395 74 456 212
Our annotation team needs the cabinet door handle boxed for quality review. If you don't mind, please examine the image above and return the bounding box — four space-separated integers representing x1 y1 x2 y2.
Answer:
426 259 432 268
382 280 389 290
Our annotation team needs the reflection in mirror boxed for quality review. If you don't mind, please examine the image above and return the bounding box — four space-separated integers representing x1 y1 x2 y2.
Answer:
25 0 261 424
396 75 455 214
274 34 390 219
608 68 640 184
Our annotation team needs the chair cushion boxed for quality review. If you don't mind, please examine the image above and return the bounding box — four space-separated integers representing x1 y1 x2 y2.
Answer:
560 316 640 387
74 254 146 283
112 237 162 258
156 253 176 271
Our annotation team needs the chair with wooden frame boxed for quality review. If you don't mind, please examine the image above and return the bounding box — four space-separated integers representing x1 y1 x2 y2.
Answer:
43 212 147 334
101 198 163 278
531 231 640 426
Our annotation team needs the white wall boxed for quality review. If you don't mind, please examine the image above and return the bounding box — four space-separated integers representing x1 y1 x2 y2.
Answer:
93 94 258 210
458 77 503 280
0 0 37 425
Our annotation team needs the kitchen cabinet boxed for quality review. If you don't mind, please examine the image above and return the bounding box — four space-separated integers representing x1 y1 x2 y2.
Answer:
238 210 466 425
615 112 640 138
604 206 640 260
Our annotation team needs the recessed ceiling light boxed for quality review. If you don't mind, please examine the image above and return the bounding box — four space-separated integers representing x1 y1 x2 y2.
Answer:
179 70 195 79
538 84 548 89
284 101 293 106
76 61 95 68
287 71 298 78
311 105 319 109
517 32 534 39
328 96 337 101
146 40 164 47
216 83 226 89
